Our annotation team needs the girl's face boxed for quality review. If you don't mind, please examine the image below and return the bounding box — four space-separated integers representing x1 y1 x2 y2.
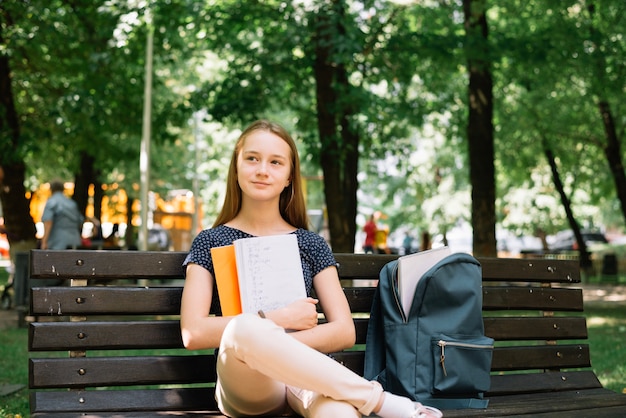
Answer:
237 130 292 203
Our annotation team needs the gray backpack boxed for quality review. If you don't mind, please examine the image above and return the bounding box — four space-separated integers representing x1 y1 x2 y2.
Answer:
364 252 493 410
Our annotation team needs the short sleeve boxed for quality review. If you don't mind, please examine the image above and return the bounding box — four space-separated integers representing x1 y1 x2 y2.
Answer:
183 225 253 277
296 229 336 292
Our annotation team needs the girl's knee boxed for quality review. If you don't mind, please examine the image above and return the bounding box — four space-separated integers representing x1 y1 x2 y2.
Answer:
222 314 278 351
307 396 360 418
288 388 360 418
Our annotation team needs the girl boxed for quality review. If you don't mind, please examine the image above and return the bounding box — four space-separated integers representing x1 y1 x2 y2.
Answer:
180 120 441 418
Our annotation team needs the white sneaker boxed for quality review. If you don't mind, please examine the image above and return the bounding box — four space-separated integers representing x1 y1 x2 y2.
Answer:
411 403 443 418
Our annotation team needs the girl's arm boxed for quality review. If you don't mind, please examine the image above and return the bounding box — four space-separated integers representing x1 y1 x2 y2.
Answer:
180 263 231 350
266 266 356 353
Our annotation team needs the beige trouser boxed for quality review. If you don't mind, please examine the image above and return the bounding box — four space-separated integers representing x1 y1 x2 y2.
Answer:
216 314 384 418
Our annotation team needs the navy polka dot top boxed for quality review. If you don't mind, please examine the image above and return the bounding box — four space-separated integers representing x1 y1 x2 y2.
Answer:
183 225 336 313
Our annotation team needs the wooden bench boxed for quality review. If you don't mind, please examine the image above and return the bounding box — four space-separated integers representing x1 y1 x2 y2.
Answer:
28 250 626 417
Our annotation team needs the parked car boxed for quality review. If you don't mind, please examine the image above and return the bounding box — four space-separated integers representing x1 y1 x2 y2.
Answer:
548 230 608 253
497 232 544 257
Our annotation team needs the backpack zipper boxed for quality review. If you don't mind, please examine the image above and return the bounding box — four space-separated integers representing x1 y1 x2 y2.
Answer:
437 340 494 377
391 264 407 322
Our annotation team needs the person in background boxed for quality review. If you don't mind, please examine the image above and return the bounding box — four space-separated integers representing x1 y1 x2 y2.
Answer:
374 224 391 254
180 120 441 418
40 181 83 250
362 214 377 254
420 231 431 252
403 232 414 255
83 217 104 249
104 223 120 248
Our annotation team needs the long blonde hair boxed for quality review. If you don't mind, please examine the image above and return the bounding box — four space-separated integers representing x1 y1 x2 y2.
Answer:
213 120 309 230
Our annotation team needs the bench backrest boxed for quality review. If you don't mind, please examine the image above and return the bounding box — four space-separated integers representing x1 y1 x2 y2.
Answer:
28 250 597 416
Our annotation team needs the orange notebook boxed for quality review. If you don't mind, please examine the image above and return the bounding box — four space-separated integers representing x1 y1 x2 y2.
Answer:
210 245 243 316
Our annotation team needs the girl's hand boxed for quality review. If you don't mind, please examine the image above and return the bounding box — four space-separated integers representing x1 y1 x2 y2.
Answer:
268 297 319 330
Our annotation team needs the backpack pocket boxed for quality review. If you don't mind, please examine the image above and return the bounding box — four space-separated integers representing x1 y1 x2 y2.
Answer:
431 334 494 394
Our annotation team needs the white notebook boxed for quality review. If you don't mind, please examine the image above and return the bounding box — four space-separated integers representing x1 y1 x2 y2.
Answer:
233 234 307 314
397 246 451 317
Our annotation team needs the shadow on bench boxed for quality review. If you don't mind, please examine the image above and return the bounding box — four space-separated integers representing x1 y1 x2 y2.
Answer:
28 250 626 417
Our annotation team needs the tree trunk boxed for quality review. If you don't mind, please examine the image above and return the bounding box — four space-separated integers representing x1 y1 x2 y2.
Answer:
598 102 626 226
74 152 98 215
93 178 103 220
543 145 591 269
464 0 496 257
313 1 358 253
125 195 136 250
0 19 38 250
0 162 37 246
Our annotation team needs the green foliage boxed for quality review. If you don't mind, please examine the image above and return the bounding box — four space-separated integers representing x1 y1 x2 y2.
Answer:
2 0 626 246
2 0 199 194
492 0 626 235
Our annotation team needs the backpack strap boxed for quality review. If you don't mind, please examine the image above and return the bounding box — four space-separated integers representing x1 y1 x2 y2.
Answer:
363 262 391 382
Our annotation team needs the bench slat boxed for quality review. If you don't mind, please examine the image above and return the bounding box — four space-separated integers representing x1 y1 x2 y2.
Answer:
28 352 365 389
29 321 184 351
31 285 583 315
30 251 581 283
30 315 587 352
342 287 377 312
30 287 377 316
31 287 184 315
520 404 626 418
30 251 386 282
443 388 626 417
482 287 583 311
478 258 580 283
29 345 590 389
28 251 395 282
31 379 621 417
336 254 582 283
29 319 371 350
30 376 618 417
491 344 591 371
334 253 397 278
31 389 625 418
484 316 587 340
30 355 217 388
30 387 218 414
31 413 227 418
487 370 603 395
30 250 188 280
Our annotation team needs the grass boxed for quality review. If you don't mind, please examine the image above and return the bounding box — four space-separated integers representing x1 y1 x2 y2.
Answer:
583 304 626 393
0 329 28 418
1 268 625 418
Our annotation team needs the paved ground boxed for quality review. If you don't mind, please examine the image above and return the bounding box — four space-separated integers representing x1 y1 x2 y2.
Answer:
1 284 625 330
579 283 626 304
0 308 25 330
